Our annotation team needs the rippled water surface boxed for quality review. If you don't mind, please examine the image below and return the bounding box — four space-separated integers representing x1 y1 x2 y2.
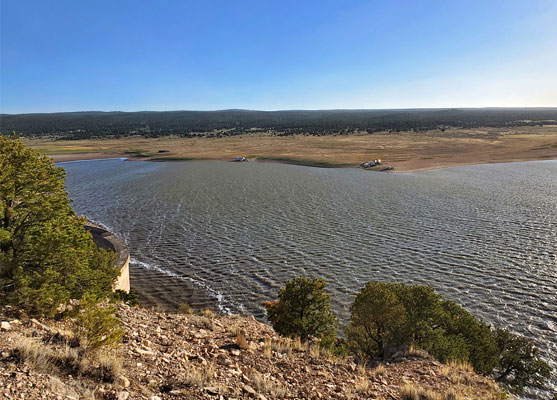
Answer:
62 159 557 390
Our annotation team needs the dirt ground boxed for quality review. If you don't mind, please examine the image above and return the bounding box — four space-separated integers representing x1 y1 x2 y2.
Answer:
1 304 506 400
24 125 557 172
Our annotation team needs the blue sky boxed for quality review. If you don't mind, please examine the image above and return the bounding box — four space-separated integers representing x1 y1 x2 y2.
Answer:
1 0 556 113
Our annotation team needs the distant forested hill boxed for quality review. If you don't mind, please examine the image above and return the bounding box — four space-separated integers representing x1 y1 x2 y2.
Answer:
1 108 556 139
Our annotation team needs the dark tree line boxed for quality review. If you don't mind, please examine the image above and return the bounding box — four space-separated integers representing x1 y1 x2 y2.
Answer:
1 108 556 139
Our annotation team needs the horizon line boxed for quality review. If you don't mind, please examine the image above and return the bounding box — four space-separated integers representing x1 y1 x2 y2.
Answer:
3 106 557 116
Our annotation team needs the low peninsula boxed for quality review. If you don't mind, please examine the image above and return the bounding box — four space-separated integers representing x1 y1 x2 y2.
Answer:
24 125 557 172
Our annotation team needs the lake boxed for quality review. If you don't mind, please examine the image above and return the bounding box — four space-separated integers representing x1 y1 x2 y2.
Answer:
61 158 557 391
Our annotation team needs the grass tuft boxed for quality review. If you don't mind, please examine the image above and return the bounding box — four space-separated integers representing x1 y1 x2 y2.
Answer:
262 338 272 358
354 376 371 393
245 368 287 398
183 362 215 388
177 302 193 314
373 363 386 376
14 336 82 375
97 352 123 382
400 384 442 400
446 359 474 373
198 316 214 331
200 308 216 319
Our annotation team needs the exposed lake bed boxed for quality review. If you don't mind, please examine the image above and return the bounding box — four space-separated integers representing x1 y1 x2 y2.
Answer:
28 125 557 172
61 158 557 392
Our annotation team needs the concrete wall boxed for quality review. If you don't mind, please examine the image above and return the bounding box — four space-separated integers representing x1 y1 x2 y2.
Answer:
85 224 130 293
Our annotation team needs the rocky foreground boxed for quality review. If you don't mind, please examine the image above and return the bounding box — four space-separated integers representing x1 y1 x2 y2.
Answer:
0 304 508 400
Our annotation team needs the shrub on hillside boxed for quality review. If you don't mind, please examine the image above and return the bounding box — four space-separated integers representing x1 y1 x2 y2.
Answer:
493 327 551 394
0 136 120 316
434 300 499 375
345 281 407 359
346 280 551 394
74 293 123 352
265 276 336 342
112 289 139 306
390 283 444 348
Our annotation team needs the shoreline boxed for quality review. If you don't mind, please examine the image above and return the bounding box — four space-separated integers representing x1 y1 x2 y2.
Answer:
26 127 557 173
50 152 127 163
50 151 557 173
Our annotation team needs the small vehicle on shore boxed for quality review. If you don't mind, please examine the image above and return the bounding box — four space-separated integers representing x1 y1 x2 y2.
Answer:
360 159 382 168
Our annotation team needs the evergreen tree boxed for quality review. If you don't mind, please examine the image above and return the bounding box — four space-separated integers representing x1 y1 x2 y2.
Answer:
494 328 551 394
265 276 336 342
0 136 119 316
346 280 551 393
345 281 407 359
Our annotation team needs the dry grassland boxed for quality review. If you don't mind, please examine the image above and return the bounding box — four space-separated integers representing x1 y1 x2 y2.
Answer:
23 125 557 172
